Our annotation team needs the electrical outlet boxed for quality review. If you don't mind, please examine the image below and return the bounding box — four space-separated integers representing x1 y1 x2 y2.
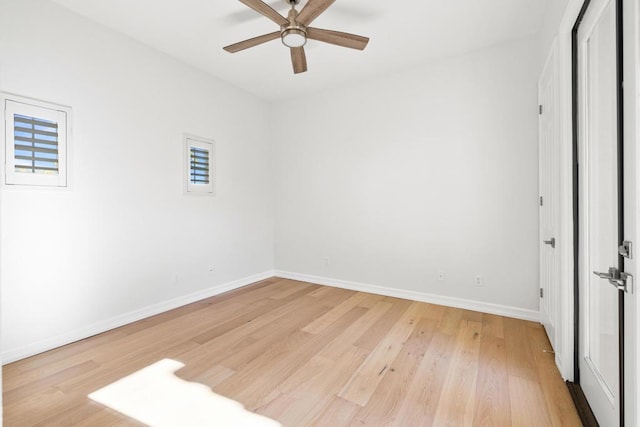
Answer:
437 271 446 281
475 275 483 287
323 257 330 268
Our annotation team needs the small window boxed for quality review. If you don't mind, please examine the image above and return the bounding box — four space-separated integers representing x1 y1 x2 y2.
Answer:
184 135 214 195
2 94 70 187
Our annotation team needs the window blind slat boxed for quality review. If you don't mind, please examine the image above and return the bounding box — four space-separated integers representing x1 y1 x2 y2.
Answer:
14 128 59 138
15 165 59 172
15 154 58 162
14 136 59 146
14 116 59 129
14 144 59 155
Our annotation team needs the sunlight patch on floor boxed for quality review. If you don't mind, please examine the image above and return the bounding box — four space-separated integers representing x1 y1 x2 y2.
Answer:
88 359 281 427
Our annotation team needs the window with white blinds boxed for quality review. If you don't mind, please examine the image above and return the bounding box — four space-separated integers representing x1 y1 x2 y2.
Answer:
184 135 214 194
3 94 70 187
14 114 59 174
189 146 210 185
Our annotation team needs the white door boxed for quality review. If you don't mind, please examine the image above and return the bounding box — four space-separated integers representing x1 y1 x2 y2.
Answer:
577 0 626 425
539 43 560 350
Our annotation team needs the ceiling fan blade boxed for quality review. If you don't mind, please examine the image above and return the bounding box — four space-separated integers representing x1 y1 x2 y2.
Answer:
307 27 369 50
290 47 308 74
239 0 288 26
296 0 336 26
223 31 281 53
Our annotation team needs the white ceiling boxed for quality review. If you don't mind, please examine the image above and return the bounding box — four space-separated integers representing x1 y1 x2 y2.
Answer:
49 0 551 101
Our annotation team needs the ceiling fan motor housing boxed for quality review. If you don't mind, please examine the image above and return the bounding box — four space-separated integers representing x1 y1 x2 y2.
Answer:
281 7 307 47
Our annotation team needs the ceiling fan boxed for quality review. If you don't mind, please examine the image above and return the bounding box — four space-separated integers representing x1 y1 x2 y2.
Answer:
223 0 370 74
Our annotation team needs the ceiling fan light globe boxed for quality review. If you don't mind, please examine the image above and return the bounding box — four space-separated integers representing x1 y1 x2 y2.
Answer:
281 29 307 48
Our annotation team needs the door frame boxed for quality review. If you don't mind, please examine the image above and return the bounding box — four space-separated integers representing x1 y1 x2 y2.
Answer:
560 0 640 426
625 0 639 420
545 0 638 425
571 0 625 424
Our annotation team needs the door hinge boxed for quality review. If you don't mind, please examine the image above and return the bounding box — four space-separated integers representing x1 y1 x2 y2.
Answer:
540 196 544 206
539 105 543 115
543 237 556 248
618 241 632 259
540 288 544 298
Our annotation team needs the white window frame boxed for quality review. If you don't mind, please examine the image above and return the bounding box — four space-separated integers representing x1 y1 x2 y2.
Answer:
1 92 71 188
184 134 215 195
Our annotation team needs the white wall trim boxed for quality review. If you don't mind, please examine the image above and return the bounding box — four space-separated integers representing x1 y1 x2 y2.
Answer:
552 0 587 382
1 270 275 365
275 270 540 322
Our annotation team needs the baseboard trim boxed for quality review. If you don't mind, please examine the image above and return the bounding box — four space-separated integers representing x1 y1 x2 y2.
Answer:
1 270 275 364
275 270 540 322
566 381 599 426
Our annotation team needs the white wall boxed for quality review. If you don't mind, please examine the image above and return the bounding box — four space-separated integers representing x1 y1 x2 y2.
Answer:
273 36 541 313
0 0 274 362
539 0 570 71
0 0 543 364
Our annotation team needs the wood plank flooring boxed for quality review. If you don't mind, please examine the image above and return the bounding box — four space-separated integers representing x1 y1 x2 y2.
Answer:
3 278 582 426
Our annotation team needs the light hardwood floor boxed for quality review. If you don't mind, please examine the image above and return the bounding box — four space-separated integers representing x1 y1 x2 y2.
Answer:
3 278 582 426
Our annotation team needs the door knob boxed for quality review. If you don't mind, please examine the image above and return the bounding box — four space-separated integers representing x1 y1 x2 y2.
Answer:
593 267 633 293
543 237 556 248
